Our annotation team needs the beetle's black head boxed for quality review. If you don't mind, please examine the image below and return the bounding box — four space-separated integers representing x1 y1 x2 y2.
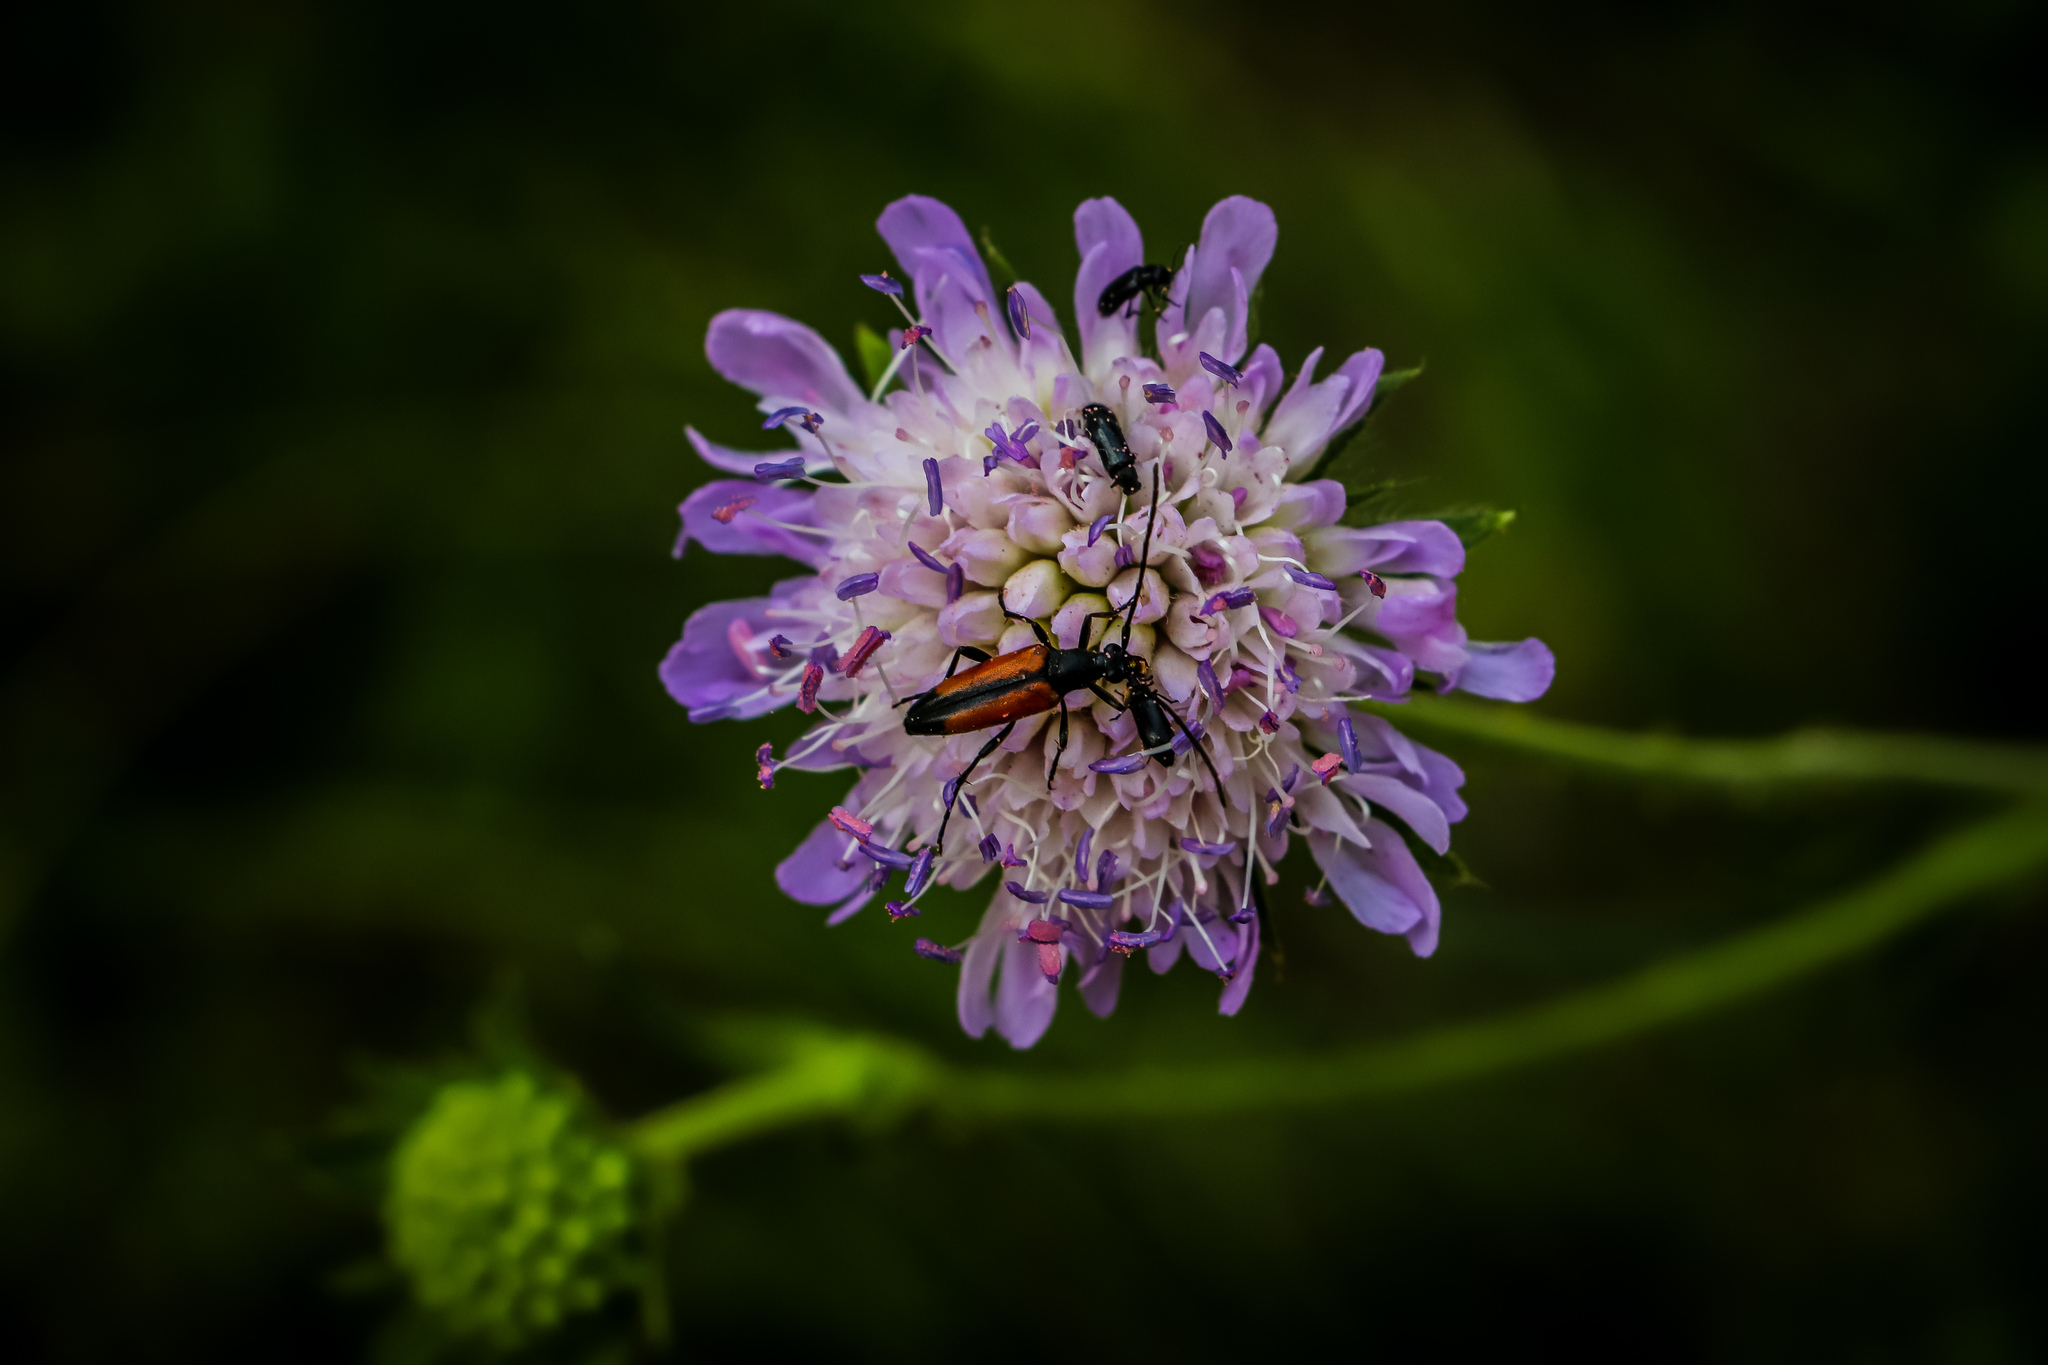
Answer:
1098 641 1131 682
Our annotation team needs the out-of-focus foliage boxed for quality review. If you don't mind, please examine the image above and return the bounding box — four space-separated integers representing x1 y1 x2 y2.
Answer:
1 0 2044 1360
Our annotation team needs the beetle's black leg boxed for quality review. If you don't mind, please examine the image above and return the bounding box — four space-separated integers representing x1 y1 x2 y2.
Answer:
1077 610 1122 652
1000 607 1055 650
944 646 992 679
1047 697 1069 791
1085 681 1128 713
934 719 1017 854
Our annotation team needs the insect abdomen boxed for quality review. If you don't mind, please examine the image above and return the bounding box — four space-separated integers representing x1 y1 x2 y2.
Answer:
903 645 1058 736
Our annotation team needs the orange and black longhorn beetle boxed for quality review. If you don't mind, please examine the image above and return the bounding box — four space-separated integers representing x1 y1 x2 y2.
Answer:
901 463 1227 858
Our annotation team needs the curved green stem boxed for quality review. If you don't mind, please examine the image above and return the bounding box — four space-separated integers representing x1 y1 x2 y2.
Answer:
621 801 2048 1149
1368 695 2048 795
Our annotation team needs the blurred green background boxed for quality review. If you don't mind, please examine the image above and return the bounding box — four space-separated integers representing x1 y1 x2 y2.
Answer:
3 0 2045 1358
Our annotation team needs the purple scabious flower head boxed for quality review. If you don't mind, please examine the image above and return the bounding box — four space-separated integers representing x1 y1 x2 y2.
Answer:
661 192 1552 1048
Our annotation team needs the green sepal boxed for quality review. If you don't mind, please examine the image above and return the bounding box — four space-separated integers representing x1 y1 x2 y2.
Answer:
979 227 1019 289
1423 507 1518 548
854 322 892 394
1297 356 1422 487
1375 359 1425 395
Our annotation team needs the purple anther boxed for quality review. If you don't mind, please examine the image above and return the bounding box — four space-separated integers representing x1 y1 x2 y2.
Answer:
908 541 947 574
1227 903 1256 925
1189 542 1229 587
836 572 880 601
1361 569 1387 598
1259 710 1282 734
842 625 891 678
1199 352 1243 387
859 843 914 870
797 662 824 712
761 406 808 430
1096 850 1120 891
710 495 756 524
1179 837 1238 857
983 454 1000 476
1005 881 1050 904
755 743 776 791
1259 606 1300 638
1279 658 1301 694
1087 513 1112 547
797 411 824 434
1170 720 1205 756
945 563 964 603
1013 421 1039 448
1114 544 1135 569
767 634 795 660
1106 929 1164 955
1337 713 1363 772
900 324 932 349
861 272 904 296
1090 753 1150 774
1302 884 1332 908
1312 752 1343 785
1283 764 1301 793
810 642 841 671
1000 843 1026 868
828 806 873 841
1203 411 1233 455
1199 586 1256 616
1075 829 1092 870
940 775 961 810
886 900 919 921
1198 659 1225 711
1143 383 1176 405
1264 789 1290 837
1230 486 1249 512
1021 919 1065 945
914 938 964 964
922 457 942 515
1228 664 1256 692
905 847 935 897
1058 889 1114 910
1286 566 1339 592
1006 285 1030 339
978 833 1002 864
753 456 807 483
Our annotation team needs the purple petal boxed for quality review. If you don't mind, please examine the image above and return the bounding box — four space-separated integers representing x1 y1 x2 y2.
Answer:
1266 480 1349 531
1341 772 1453 856
686 426 812 478
1308 824 1441 957
659 594 790 723
777 818 877 911
1179 197 1277 366
1217 914 1259 1015
1313 520 1466 578
1450 639 1556 703
706 309 868 418
877 196 995 308
1078 951 1123 1019
994 936 1059 1049
675 480 824 566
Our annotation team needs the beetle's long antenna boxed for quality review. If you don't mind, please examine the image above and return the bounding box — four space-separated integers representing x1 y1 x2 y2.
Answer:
1122 462 1161 650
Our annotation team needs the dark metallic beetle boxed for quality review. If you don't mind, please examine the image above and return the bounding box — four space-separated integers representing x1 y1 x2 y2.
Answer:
1096 263 1177 318
1078 402 1140 496
901 466 1225 857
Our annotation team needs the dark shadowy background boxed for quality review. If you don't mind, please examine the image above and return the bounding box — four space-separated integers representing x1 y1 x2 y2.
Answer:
3 0 2045 1359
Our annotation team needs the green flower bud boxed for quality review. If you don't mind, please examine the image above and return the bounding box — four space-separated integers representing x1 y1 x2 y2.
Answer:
385 1073 636 1346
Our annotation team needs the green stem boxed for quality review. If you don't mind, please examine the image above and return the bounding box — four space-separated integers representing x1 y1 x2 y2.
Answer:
1367 695 2048 795
621 801 2048 1148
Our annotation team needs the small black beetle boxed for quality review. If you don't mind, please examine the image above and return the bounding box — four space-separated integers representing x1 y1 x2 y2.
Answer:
1079 402 1141 496
1097 263 1177 318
